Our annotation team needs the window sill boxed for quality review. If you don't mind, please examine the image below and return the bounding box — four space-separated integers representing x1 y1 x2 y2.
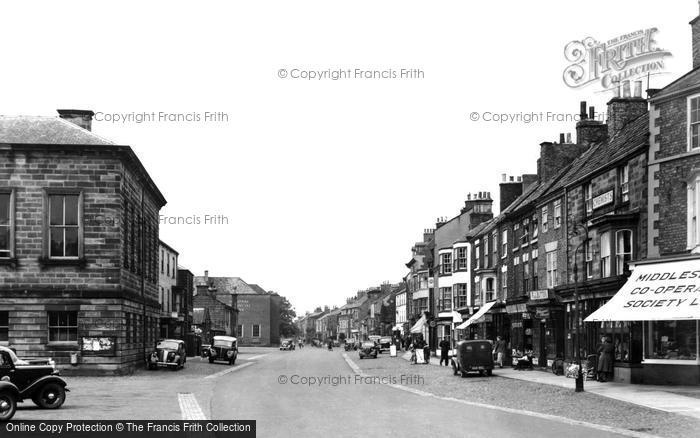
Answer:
39 257 87 268
0 258 18 268
47 342 80 351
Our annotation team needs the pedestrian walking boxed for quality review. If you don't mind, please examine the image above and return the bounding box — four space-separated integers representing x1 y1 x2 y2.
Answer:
493 336 506 369
597 336 614 382
423 343 431 365
409 343 417 365
439 337 450 366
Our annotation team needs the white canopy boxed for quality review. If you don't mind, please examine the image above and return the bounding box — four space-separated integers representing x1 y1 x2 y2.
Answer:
450 311 463 323
585 259 700 322
456 301 496 329
410 314 427 334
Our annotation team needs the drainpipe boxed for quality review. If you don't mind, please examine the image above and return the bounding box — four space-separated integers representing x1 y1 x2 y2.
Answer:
140 187 147 367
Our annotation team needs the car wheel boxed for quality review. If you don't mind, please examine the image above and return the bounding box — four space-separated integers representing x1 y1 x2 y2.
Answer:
35 383 66 409
461 370 468 378
0 391 17 422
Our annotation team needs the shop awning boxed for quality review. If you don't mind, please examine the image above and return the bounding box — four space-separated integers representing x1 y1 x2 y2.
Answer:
456 301 496 329
585 259 700 322
410 314 427 334
450 311 463 323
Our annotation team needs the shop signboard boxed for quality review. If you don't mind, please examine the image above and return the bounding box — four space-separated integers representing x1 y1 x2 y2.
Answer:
535 308 550 319
592 190 614 210
529 289 550 301
81 337 116 355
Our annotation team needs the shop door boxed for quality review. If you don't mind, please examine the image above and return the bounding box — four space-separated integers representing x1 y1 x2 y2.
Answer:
539 321 547 367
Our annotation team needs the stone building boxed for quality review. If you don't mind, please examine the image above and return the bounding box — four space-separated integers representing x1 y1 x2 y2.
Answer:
158 240 179 338
0 109 166 375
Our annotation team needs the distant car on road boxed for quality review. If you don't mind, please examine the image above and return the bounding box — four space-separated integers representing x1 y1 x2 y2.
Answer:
358 341 379 359
148 339 186 370
0 381 19 421
280 339 295 350
378 337 392 353
208 336 238 365
0 345 69 411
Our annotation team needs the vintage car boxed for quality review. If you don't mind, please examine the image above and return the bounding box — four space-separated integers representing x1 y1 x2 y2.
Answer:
451 340 494 377
0 381 20 421
358 341 379 359
208 336 238 365
344 340 356 351
148 339 186 370
378 337 392 353
280 339 295 351
0 346 69 411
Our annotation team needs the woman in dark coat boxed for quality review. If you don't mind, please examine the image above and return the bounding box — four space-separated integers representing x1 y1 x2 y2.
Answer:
597 336 614 382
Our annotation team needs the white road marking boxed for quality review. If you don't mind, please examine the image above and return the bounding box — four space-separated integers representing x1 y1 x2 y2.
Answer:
204 361 254 379
245 354 268 361
341 354 659 438
177 393 207 420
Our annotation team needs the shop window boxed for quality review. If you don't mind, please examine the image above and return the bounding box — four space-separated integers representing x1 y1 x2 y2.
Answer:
600 231 611 277
48 311 78 343
0 192 14 259
0 312 8 342
645 320 697 360
615 230 633 275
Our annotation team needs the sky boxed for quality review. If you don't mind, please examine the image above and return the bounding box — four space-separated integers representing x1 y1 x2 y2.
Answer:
0 1 697 315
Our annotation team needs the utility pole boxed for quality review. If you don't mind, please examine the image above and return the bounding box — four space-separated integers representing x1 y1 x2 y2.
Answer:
572 224 589 393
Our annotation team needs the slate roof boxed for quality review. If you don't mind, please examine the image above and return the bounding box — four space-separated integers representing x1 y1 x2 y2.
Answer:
0 116 114 145
248 284 268 295
650 67 700 102
194 276 259 295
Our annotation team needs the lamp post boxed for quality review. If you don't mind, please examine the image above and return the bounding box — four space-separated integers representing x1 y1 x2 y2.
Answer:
572 227 589 393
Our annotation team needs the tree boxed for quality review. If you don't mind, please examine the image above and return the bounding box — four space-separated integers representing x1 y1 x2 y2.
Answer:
279 295 299 338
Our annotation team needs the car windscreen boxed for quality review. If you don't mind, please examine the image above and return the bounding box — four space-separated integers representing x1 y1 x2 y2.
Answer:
157 341 180 350
213 339 233 348
362 342 375 348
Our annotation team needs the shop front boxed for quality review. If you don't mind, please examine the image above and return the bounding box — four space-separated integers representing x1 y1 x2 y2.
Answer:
506 302 531 365
526 289 565 368
585 258 700 385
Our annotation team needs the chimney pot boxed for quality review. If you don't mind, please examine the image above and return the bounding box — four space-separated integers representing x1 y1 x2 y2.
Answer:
634 80 643 98
622 80 631 98
580 101 587 119
566 133 572 143
559 133 565 143
501 173 506 182
613 84 621 98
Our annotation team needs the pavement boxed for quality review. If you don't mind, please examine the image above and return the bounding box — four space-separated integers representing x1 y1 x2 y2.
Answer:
12 346 700 438
399 351 700 421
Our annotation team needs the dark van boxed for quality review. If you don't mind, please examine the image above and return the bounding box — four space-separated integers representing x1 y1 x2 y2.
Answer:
451 340 494 377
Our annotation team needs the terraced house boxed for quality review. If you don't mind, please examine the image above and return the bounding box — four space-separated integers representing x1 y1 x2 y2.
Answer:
0 109 166 375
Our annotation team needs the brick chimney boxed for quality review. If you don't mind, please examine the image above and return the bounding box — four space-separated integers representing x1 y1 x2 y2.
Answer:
537 140 586 183
576 101 607 148
606 80 647 138
423 229 434 243
57 109 95 131
692 10 700 69
461 192 493 214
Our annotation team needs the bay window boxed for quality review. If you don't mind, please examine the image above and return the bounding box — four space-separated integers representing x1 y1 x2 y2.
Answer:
455 247 468 270
440 252 452 275
439 287 452 311
615 230 633 275
454 284 468 309
600 231 611 277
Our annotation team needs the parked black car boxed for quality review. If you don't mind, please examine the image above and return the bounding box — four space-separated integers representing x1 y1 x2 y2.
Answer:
0 346 69 411
208 336 238 365
358 341 378 359
0 381 19 421
451 340 494 377
148 339 186 370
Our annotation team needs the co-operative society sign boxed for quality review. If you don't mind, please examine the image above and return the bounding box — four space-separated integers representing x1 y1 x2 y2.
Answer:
563 28 672 91
586 259 700 321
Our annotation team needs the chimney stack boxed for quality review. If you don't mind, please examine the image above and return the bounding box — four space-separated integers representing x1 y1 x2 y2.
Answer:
57 109 94 132
606 80 647 138
692 12 700 69
204 270 209 285
576 101 607 149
